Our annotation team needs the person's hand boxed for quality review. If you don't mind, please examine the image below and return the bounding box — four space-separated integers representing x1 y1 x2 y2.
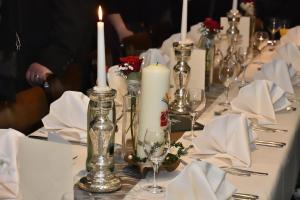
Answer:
26 62 53 86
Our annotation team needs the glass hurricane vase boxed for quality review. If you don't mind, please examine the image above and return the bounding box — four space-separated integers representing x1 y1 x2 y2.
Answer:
197 32 216 92
121 79 141 159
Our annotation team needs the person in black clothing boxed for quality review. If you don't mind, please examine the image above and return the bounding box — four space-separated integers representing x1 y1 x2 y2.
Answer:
256 0 299 29
100 0 172 64
102 0 171 41
0 0 96 101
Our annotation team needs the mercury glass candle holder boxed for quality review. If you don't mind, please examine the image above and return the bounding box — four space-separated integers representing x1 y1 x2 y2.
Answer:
226 10 241 44
170 41 193 115
78 87 121 193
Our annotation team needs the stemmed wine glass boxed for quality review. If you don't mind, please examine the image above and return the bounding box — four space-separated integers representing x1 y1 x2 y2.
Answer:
143 126 171 194
218 55 239 106
185 88 206 139
267 18 281 48
252 31 269 55
235 47 250 87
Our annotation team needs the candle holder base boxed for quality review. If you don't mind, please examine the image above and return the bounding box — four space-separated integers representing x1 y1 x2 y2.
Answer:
169 89 190 115
78 174 121 193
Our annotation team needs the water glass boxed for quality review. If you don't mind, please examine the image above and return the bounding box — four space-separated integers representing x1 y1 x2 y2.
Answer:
235 47 250 87
143 126 171 194
218 56 239 106
186 88 206 139
252 31 269 54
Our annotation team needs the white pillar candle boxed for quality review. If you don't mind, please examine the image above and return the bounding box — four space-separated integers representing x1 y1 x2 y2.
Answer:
136 64 170 159
180 0 188 43
232 0 238 11
97 6 107 87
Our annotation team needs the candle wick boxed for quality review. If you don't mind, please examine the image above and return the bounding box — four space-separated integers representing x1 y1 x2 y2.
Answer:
156 62 158 66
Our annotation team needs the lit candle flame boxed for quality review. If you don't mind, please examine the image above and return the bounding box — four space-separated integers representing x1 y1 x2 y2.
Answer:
98 6 103 21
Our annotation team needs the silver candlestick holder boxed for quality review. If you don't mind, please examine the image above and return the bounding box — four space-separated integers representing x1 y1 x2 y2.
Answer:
170 41 193 115
226 9 241 44
78 87 121 193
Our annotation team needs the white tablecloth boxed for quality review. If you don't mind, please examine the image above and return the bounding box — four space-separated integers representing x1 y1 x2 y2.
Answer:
58 45 300 200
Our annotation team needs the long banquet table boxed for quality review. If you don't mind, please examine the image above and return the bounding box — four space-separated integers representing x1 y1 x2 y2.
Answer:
28 43 300 199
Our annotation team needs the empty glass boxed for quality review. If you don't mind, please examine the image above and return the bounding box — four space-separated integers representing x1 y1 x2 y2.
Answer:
143 126 171 194
252 31 269 55
235 47 250 87
219 53 239 106
186 88 206 139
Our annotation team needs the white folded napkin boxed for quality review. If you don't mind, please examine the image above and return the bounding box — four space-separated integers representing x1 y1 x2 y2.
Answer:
253 59 297 94
192 114 255 167
274 42 300 71
139 48 169 67
166 160 236 200
160 33 181 58
231 80 291 124
42 91 89 142
280 26 300 46
187 22 202 43
107 65 128 104
0 129 24 199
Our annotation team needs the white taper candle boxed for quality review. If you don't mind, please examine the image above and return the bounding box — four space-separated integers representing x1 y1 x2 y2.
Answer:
97 6 107 87
232 0 238 11
180 0 188 43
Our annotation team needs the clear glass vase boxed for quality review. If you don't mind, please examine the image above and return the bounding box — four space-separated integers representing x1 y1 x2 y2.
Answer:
197 32 216 91
121 80 140 159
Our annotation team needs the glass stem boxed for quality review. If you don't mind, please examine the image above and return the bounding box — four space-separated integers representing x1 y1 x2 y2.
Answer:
241 65 246 85
225 86 230 105
152 162 158 189
191 113 196 138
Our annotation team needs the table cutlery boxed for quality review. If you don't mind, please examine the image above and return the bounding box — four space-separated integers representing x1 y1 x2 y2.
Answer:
214 108 228 116
28 135 87 146
255 140 286 148
223 168 251 176
253 126 288 133
286 106 296 112
221 167 268 176
250 119 288 133
233 192 259 200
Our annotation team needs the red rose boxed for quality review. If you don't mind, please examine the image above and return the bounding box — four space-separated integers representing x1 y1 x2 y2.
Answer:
160 110 169 127
119 56 142 75
203 18 223 32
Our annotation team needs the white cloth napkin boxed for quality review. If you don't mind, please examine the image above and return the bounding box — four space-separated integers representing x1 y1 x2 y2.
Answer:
160 33 181 58
107 65 128 104
280 26 300 46
253 59 297 94
166 160 236 200
187 22 202 43
0 129 24 199
139 48 169 67
231 80 291 124
274 42 300 71
192 114 255 167
42 91 89 142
